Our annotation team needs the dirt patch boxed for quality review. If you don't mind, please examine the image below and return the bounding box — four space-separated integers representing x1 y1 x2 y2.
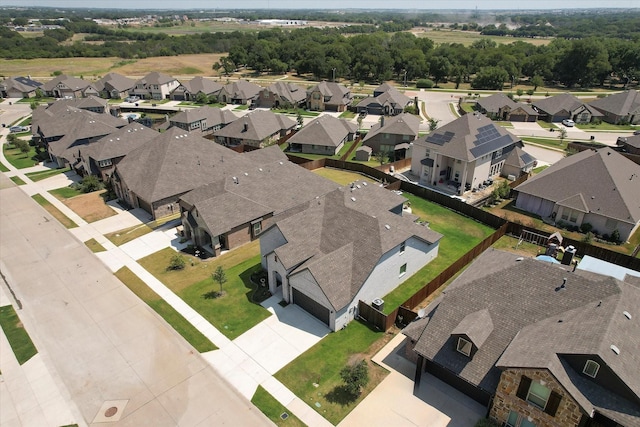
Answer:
60 190 117 223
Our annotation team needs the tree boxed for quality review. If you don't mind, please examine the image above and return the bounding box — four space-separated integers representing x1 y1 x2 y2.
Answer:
14 139 30 155
373 151 387 165
471 66 509 90
168 254 186 271
531 75 544 91
340 360 369 397
428 118 440 131
558 127 567 144
30 101 39 110
212 266 227 295
296 112 304 128
79 175 102 193
429 56 452 86
195 92 209 104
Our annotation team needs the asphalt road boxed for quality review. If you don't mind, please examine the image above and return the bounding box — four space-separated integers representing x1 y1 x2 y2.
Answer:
0 174 272 427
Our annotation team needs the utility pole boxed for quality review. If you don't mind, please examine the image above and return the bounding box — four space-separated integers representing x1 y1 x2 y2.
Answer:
332 68 337 82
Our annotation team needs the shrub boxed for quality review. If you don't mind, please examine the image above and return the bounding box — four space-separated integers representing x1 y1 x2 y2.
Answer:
610 229 621 244
78 175 102 193
580 223 593 234
474 418 501 427
416 79 435 88
167 254 186 271
582 232 593 243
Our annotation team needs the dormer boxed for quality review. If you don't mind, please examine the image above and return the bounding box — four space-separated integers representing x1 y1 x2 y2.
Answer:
451 309 493 358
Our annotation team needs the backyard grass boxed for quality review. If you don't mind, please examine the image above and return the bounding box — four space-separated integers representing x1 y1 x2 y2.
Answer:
275 320 390 425
0 305 38 365
522 137 568 150
2 144 40 169
138 241 271 340
312 168 375 186
381 193 494 313
31 194 78 229
251 386 306 427
84 238 107 253
290 140 357 162
25 167 70 182
114 267 217 353
0 162 9 172
491 235 544 258
10 176 26 186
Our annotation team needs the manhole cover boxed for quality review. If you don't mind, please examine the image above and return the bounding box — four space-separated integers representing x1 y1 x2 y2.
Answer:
104 407 118 418
280 412 289 420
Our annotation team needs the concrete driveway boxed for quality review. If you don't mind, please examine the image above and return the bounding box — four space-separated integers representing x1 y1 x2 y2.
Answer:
339 334 486 427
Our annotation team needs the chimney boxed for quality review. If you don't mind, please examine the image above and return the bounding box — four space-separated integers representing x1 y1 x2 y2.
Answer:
380 116 385 127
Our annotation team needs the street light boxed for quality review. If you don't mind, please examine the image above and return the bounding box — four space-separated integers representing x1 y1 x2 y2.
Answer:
403 70 408 87
332 68 337 82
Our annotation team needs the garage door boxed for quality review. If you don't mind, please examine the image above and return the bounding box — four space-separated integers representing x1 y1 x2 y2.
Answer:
292 288 330 326
509 114 527 122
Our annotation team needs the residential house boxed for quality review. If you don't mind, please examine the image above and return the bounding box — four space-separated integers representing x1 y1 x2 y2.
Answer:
589 89 640 125
111 127 282 219
260 182 442 330
130 72 180 100
170 76 223 101
617 134 640 155
533 93 603 123
411 113 533 194
42 75 99 99
178 149 338 256
169 106 237 137
0 76 43 98
404 248 640 427
306 81 352 112
362 113 420 159
256 81 306 109
94 73 136 99
218 80 262 105
213 109 296 148
356 83 411 116
49 95 111 114
287 115 357 155
514 148 640 242
476 93 538 122
79 122 159 181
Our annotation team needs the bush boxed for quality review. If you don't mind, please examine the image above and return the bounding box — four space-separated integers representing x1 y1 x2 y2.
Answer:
167 254 186 271
340 360 369 397
610 229 621 244
474 418 501 427
416 79 435 88
582 232 593 243
580 222 593 233
78 175 102 193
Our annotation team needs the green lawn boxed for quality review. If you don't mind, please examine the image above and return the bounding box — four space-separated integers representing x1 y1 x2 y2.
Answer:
234 104 249 110
18 117 32 126
115 267 217 353
49 186 83 199
138 242 271 340
536 120 555 129
274 320 389 425
274 108 319 117
2 144 40 169
0 305 38 365
31 194 78 229
532 165 549 174
576 122 637 131
289 140 357 162
251 386 306 427
522 137 568 150
84 238 107 253
338 111 356 119
26 167 70 182
0 162 9 172
460 102 476 113
381 193 494 312
10 176 26 185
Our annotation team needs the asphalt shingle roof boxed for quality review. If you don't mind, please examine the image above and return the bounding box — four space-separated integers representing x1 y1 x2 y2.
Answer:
287 115 357 148
1 76 42 93
177 76 223 96
42 75 95 92
590 89 640 117
362 113 420 143
308 81 351 107
170 106 237 128
213 109 295 142
94 73 136 93
265 81 306 104
80 122 158 163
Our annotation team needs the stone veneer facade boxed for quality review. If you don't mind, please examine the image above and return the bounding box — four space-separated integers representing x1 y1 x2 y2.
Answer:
490 368 583 427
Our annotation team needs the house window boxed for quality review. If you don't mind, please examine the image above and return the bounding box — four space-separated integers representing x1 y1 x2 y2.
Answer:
399 263 407 277
506 411 536 427
456 337 472 357
583 360 599 378
252 221 262 237
569 210 578 223
425 149 430 157
527 381 551 409
400 241 406 254
97 159 112 167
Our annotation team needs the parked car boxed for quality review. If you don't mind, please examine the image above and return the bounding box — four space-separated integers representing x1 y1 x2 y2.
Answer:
9 125 29 133
633 129 640 135
562 119 575 127
124 96 140 103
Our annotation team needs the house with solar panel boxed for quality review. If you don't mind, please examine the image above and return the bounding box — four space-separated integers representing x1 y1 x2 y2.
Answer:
411 113 535 194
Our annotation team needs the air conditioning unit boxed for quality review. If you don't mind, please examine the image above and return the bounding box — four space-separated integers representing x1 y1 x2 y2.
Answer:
372 298 384 311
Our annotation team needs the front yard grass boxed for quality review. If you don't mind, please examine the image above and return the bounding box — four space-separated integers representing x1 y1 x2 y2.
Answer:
10 176 26 185
381 193 495 312
251 386 305 427
0 305 38 365
138 241 271 340
84 238 106 253
522 137 568 151
31 194 78 229
49 186 83 199
2 144 40 169
49 188 116 223
114 266 217 353
25 167 70 182
0 162 9 172
274 320 390 425
576 122 637 131
338 110 356 119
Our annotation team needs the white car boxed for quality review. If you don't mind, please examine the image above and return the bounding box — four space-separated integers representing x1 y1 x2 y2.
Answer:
562 119 575 127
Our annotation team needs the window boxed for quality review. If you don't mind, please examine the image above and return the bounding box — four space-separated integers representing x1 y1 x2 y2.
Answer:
583 360 600 378
527 381 551 409
425 149 430 157
569 210 578 223
456 337 472 356
399 263 407 277
507 411 536 427
252 221 262 237
97 159 112 167
400 241 406 254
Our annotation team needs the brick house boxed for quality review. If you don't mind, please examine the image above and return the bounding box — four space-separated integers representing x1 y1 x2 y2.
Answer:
256 81 306 109
306 81 352 112
356 83 412 116
213 109 296 148
0 76 43 98
589 89 640 125
42 75 99 99
169 106 237 137
476 93 538 122
361 113 420 158
170 76 223 101
130 72 180 100
403 249 640 427
218 80 262 105
94 73 136 99
533 93 603 124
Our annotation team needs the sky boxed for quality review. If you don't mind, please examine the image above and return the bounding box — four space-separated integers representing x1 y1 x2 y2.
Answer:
7 0 639 10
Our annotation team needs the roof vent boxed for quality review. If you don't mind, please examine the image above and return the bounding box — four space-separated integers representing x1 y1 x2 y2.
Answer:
258 168 263 172
232 176 238 184
244 172 248 176
384 224 391 230
350 197 356 202
623 311 632 320
515 257 524 262
363 182 367 186
610 344 620 355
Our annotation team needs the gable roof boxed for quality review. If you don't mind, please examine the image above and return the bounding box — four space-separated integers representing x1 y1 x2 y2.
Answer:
418 112 520 161
271 183 442 311
504 144 536 169
287 115 357 148
357 87 411 111
477 93 517 113
95 73 136 93
308 81 351 107
408 248 640 418
80 122 158 163
265 81 306 104
362 113 420 143
213 109 296 142
589 89 640 117
52 95 108 111
619 134 640 150
373 82 394 94
136 71 176 86
42 75 95 92
1 76 43 93
222 80 261 100
169 106 237 127
177 76 223 96
533 93 588 116
515 148 640 225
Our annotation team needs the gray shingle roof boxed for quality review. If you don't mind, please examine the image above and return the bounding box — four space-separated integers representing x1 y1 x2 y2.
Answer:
222 80 262 100
477 93 517 113
169 106 237 128
419 112 520 161
409 248 640 418
357 87 411 111
590 89 640 117
95 73 136 93
271 183 442 311
287 115 357 148
504 144 536 169
137 71 176 86
265 81 307 104
1 76 42 93
80 122 158 163
42 75 95 92
533 93 586 116
308 82 351 107
178 76 223 96
213 109 295 142
362 113 420 143
515 148 640 225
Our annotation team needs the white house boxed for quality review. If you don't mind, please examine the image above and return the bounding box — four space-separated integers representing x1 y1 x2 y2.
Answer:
259 183 442 330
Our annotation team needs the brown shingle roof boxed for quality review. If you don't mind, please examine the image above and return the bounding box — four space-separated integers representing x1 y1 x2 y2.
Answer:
169 106 237 128
42 75 95 92
80 122 158 163
362 113 420 143
265 81 307 104
95 73 136 93
178 76 223 96
590 89 640 117
308 81 351 107
213 109 295 142
287 115 357 148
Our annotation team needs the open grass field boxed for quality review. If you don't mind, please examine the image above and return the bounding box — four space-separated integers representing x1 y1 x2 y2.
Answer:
412 28 553 46
275 320 391 425
251 386 306 427
114 266 217 353
31 194 78 229
0 305 38 365
138 241 271 340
